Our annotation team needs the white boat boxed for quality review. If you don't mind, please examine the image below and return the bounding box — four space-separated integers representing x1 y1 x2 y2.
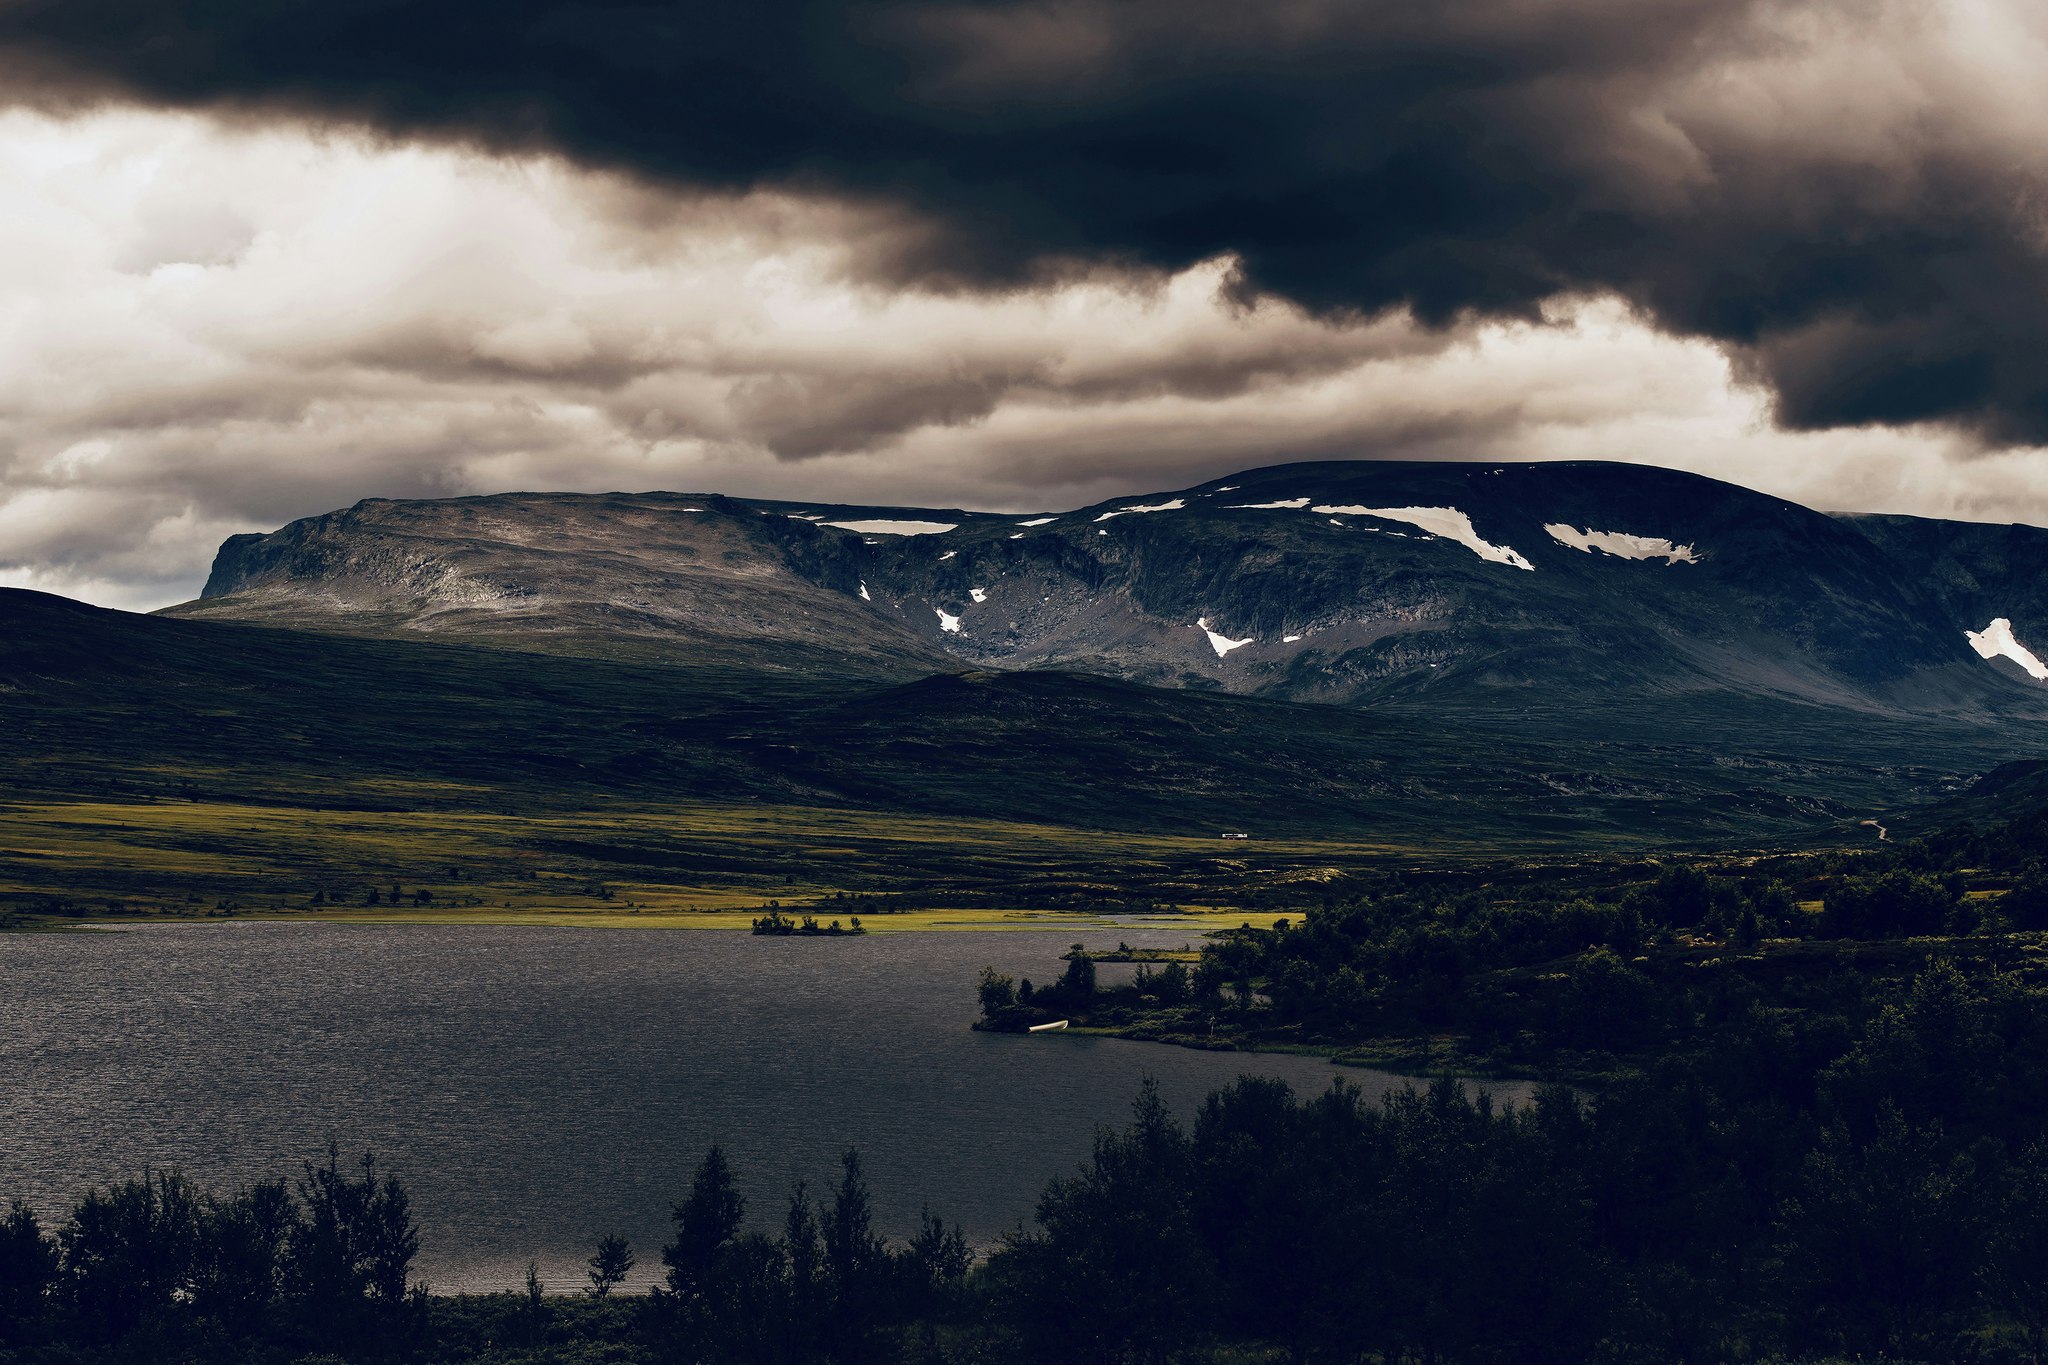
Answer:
1028 1020 1070 1033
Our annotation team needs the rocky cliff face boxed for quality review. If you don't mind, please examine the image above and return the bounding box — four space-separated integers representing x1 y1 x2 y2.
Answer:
182 490 964 676
167 459 2048 715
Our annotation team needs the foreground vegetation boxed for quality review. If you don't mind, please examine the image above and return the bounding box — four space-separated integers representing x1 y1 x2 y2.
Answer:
977 794 2048 1078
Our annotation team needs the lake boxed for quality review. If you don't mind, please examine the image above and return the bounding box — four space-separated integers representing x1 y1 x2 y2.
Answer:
0 921 1534 1292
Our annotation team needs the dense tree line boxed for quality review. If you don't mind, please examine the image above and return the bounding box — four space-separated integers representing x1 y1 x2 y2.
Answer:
983 961 2048 1365
978 802 2048 1074
1 1147 420 1361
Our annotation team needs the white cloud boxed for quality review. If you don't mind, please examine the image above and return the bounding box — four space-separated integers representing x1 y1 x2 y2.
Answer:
0 105 2040 611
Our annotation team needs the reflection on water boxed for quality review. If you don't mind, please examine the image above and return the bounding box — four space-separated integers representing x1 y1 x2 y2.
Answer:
0 922 1532 1292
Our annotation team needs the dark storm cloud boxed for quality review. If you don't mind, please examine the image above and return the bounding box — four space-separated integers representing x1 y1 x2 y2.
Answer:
2 0 2046 444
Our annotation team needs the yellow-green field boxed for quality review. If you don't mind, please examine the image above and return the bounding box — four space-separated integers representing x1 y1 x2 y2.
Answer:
0 790 1397 932
199 904 1268 933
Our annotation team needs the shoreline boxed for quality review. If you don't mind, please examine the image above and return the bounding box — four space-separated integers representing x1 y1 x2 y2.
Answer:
1 904 1256 934
1055 1021 1579 1087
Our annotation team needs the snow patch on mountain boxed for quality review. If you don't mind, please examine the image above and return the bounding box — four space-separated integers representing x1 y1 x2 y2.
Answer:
1313 506 1535 570
1545 524 1700 564
970 588 987 603
824 519 957 535
1966 618 2048 680
1095 498 1186 522
1227 497 1310 510
1017 517 1055 527
1197 617 1253 657
858 582 871 601
937 608 961 633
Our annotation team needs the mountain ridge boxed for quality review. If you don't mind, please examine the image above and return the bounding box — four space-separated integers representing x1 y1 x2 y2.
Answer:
165 459 2048 719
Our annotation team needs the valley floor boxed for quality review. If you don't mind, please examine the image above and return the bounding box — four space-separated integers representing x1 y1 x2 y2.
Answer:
0 791 1432 932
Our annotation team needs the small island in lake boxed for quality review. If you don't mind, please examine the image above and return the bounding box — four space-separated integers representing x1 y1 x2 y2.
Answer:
751 908 865 936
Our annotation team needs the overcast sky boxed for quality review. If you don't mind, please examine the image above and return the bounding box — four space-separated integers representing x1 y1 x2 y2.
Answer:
1 0 2045 610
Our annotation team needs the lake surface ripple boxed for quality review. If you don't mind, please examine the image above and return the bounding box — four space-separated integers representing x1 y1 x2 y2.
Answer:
0 922 1534 1291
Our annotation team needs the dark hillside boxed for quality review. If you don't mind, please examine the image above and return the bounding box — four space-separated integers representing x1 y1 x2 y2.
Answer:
4 587 2028 849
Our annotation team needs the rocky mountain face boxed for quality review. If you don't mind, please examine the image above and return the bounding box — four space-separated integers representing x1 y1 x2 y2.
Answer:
168 460 2048 716
171 491 962 676
1843 514 2048 685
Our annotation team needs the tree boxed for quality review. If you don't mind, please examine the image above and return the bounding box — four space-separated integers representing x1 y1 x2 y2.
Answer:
1821 870 1956 938
2001 865 2048 931
1636 865 1720 927
823 1149 887 1365
0 1200 58 1347
1155 960 1191 1006
897 1208 970 1365
284 1147 419 1348
782 1182 825 1363
587 1234 634 1298
976 966 1016 1015
522 1259 549 1341
362 1160 419 1310
192 1178 295 1336
1188 1076 1353 1362
663 1146 745 1306
1558 946 1662 1050
1820 958 2004 1138
998 1080 1208 1365
1984 1144 2048 1365
1777 1106 1984 1361
656 1146 748 1360
1060 947 1096 997
715 1232 789 1365
59 1170 203 1342
903 1208 970 1317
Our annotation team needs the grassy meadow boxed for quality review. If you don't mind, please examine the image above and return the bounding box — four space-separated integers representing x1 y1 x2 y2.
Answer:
0 788 1415 931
